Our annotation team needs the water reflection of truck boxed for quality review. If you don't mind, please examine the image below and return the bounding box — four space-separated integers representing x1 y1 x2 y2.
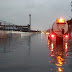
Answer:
48 18 69 42
48 41 68 72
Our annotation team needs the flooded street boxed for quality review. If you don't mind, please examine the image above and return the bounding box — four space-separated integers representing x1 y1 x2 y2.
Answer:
0 34 72 72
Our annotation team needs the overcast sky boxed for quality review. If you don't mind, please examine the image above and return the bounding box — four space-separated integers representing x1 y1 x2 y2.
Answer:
0 0 72 30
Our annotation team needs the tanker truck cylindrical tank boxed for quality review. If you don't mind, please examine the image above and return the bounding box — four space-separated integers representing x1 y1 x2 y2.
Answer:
48 18 69 43
52 19 68 37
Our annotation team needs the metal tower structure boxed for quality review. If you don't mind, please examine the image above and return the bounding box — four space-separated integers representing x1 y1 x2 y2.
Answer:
29 14 31 30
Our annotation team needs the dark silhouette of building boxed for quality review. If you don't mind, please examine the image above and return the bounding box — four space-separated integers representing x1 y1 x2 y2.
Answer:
0 22 30 32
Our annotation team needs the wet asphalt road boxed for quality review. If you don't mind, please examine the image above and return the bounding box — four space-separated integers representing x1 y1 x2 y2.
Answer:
0 33 72 72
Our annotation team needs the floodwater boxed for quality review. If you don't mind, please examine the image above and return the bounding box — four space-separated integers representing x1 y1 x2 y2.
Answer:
0 33 72 72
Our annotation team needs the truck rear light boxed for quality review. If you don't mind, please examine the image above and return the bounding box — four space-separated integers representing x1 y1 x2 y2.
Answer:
51 34 55 38
65 35 69 38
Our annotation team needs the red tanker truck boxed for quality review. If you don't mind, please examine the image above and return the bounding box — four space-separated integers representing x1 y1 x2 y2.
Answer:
48 18 69 42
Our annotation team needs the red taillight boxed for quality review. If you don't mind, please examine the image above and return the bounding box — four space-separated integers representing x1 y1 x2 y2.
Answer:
51 34 55 38
65 35 69 38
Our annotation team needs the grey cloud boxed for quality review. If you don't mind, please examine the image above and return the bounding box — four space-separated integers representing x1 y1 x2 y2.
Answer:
0 0 71 30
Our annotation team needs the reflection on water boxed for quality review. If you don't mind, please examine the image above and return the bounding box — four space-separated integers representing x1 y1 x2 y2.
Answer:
0 35 31 55
0 34 32 72
27 36 31 55
48 40 69 72
0 38 9 53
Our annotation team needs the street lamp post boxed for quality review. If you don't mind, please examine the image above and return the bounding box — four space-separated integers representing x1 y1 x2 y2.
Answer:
29 14 31 31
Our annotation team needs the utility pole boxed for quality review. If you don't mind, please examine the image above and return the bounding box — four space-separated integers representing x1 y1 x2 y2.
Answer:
71 1 72 12
69 1 72 38
29 14 31 31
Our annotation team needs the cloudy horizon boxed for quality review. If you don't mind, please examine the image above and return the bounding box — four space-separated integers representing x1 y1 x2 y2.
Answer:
0 0 72 30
